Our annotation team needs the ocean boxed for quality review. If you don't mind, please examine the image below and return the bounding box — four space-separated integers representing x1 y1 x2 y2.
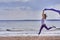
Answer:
0 20 60 29
0 20 60 36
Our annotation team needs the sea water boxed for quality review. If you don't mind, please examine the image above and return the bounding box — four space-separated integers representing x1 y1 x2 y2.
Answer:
0 20 60 29
0 20 60 36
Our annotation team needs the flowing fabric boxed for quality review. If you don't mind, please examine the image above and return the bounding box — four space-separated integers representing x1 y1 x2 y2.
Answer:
44 8 60 15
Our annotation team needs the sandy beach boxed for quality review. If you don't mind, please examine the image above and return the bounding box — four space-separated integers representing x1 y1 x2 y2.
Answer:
0 36 60 40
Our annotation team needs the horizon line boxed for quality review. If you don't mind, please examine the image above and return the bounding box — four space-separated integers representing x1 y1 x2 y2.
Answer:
0 19 60 21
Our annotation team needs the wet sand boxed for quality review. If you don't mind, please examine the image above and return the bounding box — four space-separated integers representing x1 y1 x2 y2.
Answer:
0 36 60 40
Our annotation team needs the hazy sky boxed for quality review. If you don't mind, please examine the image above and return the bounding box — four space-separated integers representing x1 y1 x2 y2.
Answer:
0 0 60 20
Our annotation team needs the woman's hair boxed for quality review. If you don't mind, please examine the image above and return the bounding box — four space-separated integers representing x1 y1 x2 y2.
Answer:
44 14 47 19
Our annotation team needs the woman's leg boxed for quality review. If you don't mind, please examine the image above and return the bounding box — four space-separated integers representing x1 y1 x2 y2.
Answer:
44 24 53 30
38 24 53 34
38 25 44 35
38 24 53 35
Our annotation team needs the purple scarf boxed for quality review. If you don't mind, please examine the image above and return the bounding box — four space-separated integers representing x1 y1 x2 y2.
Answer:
44 8 60 15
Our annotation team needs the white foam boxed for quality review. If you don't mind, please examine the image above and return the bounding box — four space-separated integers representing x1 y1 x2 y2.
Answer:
0 30 60 37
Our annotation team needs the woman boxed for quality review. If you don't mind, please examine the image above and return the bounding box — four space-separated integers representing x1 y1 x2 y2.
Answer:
38 10 56 35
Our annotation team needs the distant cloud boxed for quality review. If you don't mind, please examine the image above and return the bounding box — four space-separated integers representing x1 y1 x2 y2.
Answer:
48 4 60 10
0 4 60 20
0 0 31 2
0 6 40 20
0 0 60 20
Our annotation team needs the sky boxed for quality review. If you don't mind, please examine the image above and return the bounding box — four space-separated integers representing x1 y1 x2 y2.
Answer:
0 0 60 20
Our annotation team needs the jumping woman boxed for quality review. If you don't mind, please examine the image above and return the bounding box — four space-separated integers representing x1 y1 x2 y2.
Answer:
38 10 56 35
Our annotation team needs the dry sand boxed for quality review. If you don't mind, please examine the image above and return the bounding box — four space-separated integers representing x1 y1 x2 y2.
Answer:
0 36 60 40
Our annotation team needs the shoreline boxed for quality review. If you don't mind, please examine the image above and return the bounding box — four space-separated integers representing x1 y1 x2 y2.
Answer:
0 36 60 40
